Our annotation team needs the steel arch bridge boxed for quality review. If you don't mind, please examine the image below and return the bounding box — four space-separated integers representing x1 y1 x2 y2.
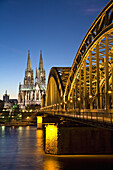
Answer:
41 1 113 127
45 67 71 107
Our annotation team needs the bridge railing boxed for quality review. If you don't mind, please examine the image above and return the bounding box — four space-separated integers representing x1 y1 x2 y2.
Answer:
66 110 113 124
41 106 113 127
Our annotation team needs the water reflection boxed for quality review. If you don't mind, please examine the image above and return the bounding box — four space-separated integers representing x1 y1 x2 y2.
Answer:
0 126 113 170
36 129 44 153
44 156 61 170
1 126 5 135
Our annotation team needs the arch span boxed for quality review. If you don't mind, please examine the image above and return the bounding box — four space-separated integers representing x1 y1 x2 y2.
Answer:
42 1 113 113
46 67 71 107
64 0 113 111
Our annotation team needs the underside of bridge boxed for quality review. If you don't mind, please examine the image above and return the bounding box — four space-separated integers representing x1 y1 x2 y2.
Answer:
42 1 113 119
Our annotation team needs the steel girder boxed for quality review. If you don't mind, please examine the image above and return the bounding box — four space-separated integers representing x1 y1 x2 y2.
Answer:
46 67 71 106
65 1 113 101
42 1 113 112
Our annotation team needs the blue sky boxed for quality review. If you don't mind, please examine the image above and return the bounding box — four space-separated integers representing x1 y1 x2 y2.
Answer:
0 0 109 99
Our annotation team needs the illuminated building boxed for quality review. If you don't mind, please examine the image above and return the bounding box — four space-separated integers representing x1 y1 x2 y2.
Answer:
18 50 46 108
2 91 18 109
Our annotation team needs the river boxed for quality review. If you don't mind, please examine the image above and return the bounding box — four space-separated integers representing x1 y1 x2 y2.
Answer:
0 126 113 170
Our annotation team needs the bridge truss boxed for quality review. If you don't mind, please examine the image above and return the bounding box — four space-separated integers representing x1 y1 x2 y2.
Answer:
41 1 113 127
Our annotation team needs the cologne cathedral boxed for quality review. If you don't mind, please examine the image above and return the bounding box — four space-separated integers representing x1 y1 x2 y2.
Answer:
18 50 46 108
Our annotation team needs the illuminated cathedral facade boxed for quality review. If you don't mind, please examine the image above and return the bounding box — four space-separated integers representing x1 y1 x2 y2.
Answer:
18 50 46 108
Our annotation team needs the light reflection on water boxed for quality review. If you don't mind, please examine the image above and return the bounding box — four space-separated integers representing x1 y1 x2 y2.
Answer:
0 126 113 170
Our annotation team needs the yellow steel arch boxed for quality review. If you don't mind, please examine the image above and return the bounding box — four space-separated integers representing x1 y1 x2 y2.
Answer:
42 1 113 113
64 1 113 111
46 67 71 107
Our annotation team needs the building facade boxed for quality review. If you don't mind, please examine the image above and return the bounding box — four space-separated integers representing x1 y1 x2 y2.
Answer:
3 91 18 109
18 50 46 108
3 90 9 102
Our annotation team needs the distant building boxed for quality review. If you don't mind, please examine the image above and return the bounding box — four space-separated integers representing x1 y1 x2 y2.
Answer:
3 91 18 109
3 91 9 102
18 50 46 108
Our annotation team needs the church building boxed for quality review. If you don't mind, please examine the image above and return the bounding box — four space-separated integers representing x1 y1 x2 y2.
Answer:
18 50 46 108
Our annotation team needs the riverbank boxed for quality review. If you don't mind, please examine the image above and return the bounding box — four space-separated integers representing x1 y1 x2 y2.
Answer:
0 121 36 126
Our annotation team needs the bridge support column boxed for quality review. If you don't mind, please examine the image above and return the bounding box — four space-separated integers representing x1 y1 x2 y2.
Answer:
37 116 43 129
79 68 82 110
100 88 103 109
64 95 68 111
75 79 77 109
96 44 100 109
89 51 93 110
72 88 75 110
111 51 113 108
67 100 70 111
84 59 87 109
105 34 109 110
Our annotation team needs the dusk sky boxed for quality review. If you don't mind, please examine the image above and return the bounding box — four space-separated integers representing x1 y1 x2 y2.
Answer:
0 0 109 99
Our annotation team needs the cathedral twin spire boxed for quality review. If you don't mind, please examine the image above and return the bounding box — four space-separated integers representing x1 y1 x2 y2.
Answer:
26 50 46 87
27 50 44 71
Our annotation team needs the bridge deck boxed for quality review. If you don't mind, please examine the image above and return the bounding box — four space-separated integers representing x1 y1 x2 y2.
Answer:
39 109 113 130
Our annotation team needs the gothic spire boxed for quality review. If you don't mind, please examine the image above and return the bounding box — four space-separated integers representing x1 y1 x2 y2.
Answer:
27 50 32 71
39 50 44 71
35 66 38 78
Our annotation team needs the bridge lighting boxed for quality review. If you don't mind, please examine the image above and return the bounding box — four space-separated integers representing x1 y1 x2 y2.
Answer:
37 116 42 123
70 100 73 103
45 124 57 154
37 116 43 129
108 90 112 94
78 97 80 101
60 103 62 105
26 116 30 120
64 101 67 104
89 95 92 99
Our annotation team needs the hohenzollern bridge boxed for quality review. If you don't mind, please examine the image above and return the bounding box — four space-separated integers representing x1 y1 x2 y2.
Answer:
41 1 113 128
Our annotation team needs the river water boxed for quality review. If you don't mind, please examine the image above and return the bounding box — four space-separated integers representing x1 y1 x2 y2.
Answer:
0 126 113 170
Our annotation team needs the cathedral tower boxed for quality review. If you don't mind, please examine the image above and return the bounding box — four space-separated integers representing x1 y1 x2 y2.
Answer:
24 50 34 85
18 50 46 109
35 50 46 90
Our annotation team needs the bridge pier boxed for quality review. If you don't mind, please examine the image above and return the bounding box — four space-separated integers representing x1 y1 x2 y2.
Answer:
44 121 113 155
37 116 43 129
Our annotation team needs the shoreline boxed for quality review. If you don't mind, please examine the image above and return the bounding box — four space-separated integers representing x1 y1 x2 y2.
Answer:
0 122 36 126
